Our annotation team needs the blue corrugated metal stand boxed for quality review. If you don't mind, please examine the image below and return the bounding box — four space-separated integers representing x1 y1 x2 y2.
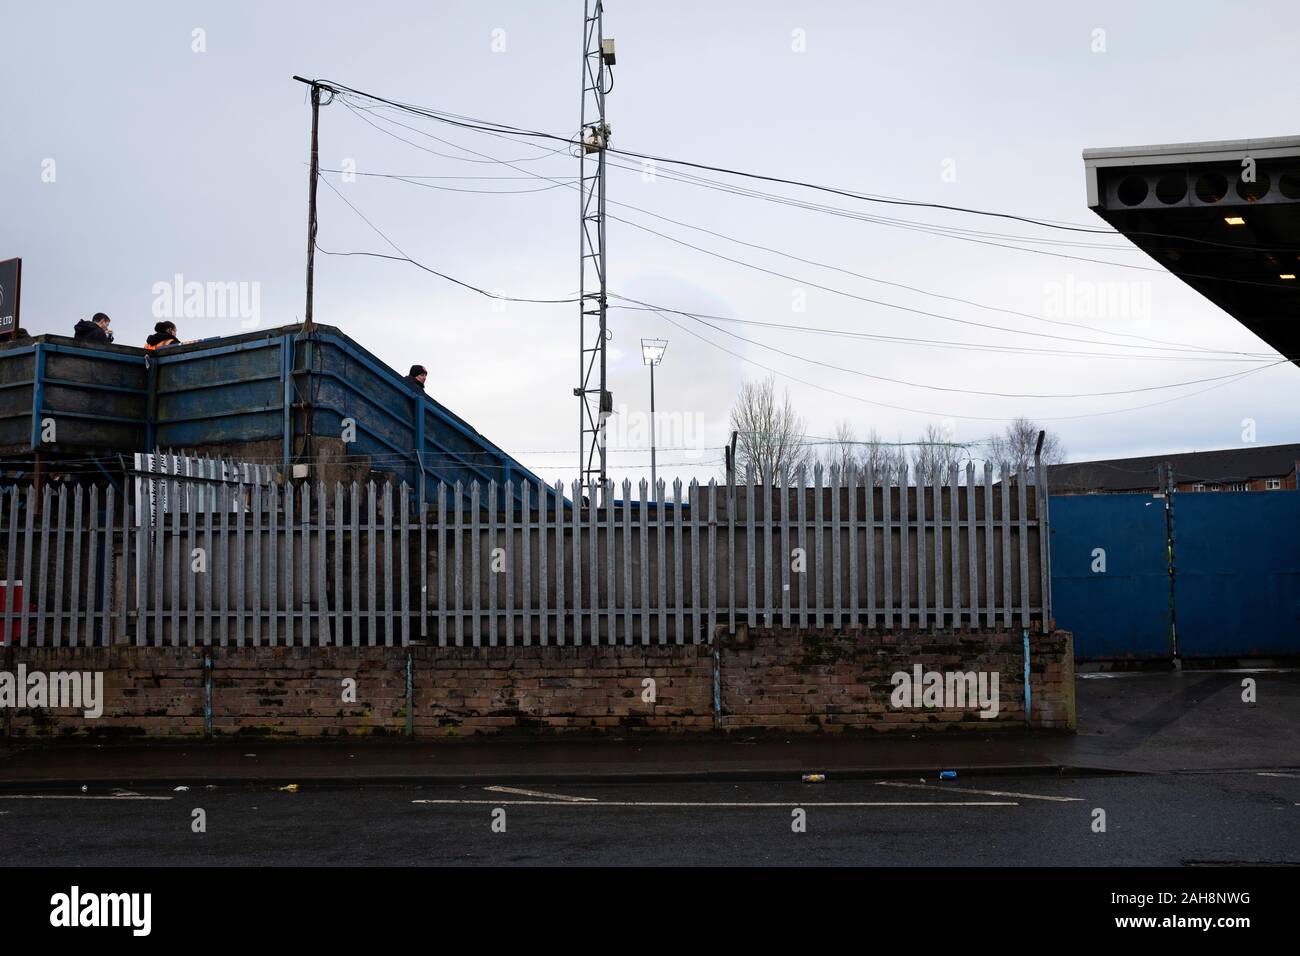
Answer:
0 337 148 455
151 324 559 509
0 324 556 509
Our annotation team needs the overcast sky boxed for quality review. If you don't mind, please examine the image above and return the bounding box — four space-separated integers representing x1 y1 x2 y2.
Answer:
3 0 1297 484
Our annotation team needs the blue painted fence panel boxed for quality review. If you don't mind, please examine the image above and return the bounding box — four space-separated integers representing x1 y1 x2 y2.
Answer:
1049 493 1170 659
1172 491 1300 657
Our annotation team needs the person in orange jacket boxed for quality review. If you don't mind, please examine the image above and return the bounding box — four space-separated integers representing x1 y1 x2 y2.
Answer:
145 321 181 350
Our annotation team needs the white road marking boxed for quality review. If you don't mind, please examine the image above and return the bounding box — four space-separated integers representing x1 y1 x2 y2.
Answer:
1078 673 1144 680
1257 772 1300 779
0 795 173 801
415 799 1017 807
483 785 597 802
876 780 1082 803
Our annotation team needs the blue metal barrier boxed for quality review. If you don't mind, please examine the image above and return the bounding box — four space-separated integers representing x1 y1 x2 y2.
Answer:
1049 493 1171 659
0 326 560 511
1172 491 1300 657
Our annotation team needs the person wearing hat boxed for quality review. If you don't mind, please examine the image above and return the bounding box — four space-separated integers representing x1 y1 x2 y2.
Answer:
145 321 181 350
73 312 114 344
404 364 428 392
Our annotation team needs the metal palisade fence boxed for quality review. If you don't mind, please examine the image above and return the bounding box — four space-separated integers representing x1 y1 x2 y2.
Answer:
0 455 1051 648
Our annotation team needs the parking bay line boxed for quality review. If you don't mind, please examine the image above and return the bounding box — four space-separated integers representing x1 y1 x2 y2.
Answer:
876 781 1083 802
415 799 1018 807
483 785 598 802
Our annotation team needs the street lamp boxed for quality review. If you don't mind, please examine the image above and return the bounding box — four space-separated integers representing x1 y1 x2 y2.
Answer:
641 338 667 497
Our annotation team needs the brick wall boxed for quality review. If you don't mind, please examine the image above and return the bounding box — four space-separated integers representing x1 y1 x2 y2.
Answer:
722 627 1073 732
2 627 1073 737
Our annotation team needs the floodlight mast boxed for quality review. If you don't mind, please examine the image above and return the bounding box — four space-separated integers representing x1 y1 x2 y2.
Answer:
641 338 667 497
577 1 615 501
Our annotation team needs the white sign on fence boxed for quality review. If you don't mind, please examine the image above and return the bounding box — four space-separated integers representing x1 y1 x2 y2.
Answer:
133 452 275 527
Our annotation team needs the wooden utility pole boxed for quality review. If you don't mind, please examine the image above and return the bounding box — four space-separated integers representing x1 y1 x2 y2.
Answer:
290 75 330 468
292 75 329 330
303 80 322 332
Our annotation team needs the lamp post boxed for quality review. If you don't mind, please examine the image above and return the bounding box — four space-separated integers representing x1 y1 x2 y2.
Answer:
641 338 667 498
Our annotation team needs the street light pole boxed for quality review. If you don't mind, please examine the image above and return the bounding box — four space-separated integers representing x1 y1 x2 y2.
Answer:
641 338 667 501
649 357 657 493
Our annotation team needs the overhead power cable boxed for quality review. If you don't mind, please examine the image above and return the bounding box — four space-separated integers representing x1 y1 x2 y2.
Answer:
605 305 1270 363
348 97 1138 254
599 153 1300 289
610 294 1286 400
635 303 1284 423
314 78 1300 254
315 174 579 304
603 158 1136 252
305 81 1294 422
332 165 1239 356
605 213 1273 357
336 102 1277 359
333 178 570 195
349 99 1133 250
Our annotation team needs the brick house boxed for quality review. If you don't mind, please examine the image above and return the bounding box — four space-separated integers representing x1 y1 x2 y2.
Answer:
1048 442 1300 495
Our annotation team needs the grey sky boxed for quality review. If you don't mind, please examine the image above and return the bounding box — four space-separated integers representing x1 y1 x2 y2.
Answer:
3 0 1297 483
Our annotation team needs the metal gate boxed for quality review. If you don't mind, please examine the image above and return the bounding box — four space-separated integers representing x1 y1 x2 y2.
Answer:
1049 493 1171 659
1173 491 1300 657
1050 489 1300 660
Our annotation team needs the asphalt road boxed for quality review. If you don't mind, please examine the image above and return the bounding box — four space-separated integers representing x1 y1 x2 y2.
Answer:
2 771 1297 866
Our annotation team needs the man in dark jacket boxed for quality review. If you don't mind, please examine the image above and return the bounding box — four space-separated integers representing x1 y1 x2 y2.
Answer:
72 313 114 344
404 364 428 391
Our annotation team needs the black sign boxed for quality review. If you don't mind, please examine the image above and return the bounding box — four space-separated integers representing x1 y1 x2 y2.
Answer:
0 258 20 339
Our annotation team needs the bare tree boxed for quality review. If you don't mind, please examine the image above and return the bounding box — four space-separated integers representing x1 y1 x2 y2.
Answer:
988 416 1066 477
862 429 903 486
822 419 860 483
728 374 809 483
911 423 963 486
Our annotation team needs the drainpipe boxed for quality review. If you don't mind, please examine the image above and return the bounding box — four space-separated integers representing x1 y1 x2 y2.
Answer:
1022 627 1031 727
712 642 722 731
405 653 414 737
726 430 737 637
203 655 213 736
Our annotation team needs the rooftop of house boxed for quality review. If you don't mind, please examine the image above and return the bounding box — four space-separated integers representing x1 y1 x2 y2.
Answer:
1048 442 1300 492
